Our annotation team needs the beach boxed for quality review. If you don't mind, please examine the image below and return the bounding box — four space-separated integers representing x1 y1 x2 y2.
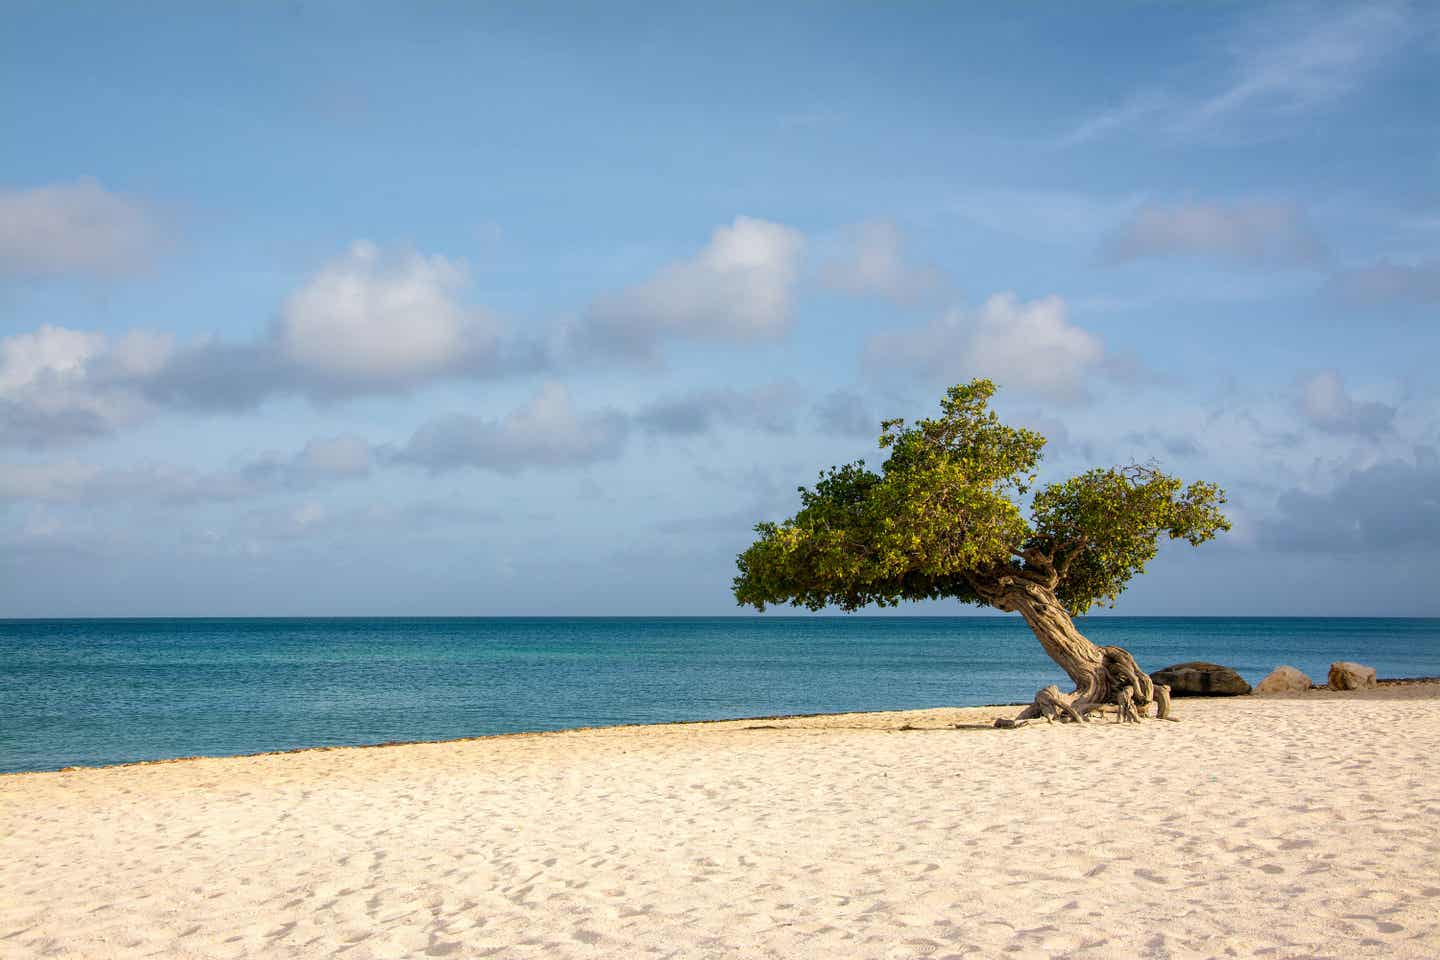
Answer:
4 685 1438 959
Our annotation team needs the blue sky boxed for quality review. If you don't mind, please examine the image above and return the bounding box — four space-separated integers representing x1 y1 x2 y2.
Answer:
2 2 1437 616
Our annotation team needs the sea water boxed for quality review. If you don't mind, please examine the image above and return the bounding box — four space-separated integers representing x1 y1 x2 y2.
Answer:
3 616 1438 774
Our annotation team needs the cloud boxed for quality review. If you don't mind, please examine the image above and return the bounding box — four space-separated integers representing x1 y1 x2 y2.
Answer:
1104 201 1327 267
635 383 801 437
0 434 373 505
820 221 943 304
0 178 165 277
573 217 805 362
1055 91 1174 148
396 382 629 473
1336 257 1440 304
866 294 1104 400
277 241 503 387
1297 370 1395 436
0 242 545 447
0 325 165 447
1061 3 1414 144
1262 449 1440 552
1189 2 1411 127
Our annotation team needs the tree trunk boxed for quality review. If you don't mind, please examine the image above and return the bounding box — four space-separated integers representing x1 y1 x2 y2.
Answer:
989 580 1171 727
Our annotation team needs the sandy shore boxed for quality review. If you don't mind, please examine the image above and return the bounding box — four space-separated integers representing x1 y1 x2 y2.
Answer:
4 686 1439 959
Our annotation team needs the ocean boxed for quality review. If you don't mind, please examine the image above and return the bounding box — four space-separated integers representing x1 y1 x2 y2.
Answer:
3 616 1438 774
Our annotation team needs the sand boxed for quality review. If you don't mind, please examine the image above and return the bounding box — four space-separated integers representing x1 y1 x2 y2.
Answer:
3 685 1439 959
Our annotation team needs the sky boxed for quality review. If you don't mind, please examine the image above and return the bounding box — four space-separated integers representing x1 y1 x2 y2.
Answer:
1 1 1437 617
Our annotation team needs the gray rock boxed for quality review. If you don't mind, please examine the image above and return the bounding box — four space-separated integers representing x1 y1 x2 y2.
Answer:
1149 661 1252 697
1255 665 1313 695
1328 661 1377 691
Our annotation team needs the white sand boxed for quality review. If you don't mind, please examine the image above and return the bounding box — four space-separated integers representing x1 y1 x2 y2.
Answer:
3 686 1439 959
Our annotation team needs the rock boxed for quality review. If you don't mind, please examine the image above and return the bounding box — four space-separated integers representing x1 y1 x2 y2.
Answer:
1149 661 1252 697
1255 665 1313 694
1328 661 1377 691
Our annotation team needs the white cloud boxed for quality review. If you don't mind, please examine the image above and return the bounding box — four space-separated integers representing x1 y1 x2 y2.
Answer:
1061 3 1415 144
0 325 165 447
0 241 543 447
866 293 1104 400
1191 2 1411 126
1298 370 1395 436
1105 201 1326 267
576 217 805 360
398 382 630 473
0 325 107 394
821 221 943 304
279 241 501 385
0 178 164 276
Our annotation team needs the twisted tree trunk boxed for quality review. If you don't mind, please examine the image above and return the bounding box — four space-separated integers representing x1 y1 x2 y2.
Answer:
989 579 1171 727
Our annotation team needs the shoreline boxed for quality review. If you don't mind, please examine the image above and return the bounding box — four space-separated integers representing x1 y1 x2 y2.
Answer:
5 700 1032 779
9 677 1440 778
5 676 1434 782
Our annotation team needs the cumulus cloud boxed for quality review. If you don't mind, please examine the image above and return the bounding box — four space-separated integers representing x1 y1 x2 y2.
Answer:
1104 201 1327 267
573 217 805 361
278 241 503 386
1336 257 1440 304
1262 449 1440 552
396 382 629 473
866 294 1105 400
0 242 544 447
0 434 373 505
821 221 943 304
0 325 168 447
635 383 801 437
0 178 165 277
1297 370 1395 437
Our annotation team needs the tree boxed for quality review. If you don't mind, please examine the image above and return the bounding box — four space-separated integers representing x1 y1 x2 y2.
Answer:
733 379 1230 726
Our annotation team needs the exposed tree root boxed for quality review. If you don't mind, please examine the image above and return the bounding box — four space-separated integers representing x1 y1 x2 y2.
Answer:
995 646 1176 729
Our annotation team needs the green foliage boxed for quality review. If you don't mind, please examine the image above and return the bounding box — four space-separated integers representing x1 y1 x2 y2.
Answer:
733 380 1230 615
1028 466 1230 613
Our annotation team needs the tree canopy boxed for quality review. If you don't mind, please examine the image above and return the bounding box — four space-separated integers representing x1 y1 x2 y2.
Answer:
733 379 1230 616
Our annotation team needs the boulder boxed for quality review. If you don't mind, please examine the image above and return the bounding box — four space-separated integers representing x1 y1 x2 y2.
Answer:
1328 661 1377 691
1255 665 1313 695
1149 661 1252 697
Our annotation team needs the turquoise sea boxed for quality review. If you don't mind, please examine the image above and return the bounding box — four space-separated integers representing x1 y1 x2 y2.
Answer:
3 616 1438 774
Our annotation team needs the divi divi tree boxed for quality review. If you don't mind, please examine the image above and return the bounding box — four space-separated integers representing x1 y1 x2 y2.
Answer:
733 379 1230 726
